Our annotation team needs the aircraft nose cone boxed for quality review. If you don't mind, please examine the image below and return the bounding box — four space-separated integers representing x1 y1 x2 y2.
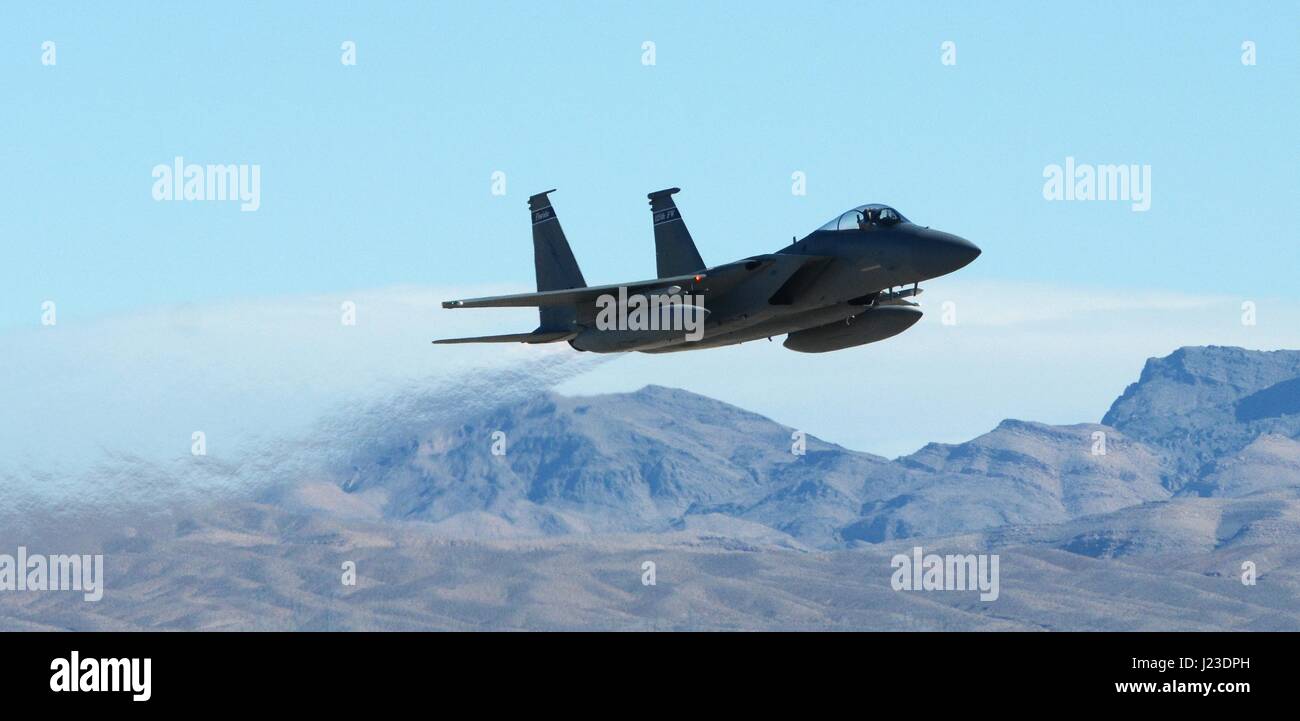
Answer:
949 234 981 267
916 230 981 278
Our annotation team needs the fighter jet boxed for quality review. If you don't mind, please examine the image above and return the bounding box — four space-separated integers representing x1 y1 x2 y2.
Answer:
435 188 979 353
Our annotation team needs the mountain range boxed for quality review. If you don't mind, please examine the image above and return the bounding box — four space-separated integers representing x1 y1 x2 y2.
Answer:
329 346 1300 553
4 345 1298 630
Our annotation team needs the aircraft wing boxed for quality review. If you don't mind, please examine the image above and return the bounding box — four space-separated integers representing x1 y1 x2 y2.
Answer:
442 272 708 309
442 255 825 310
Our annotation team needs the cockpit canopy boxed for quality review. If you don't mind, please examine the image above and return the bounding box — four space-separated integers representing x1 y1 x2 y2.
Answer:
817 204 909 231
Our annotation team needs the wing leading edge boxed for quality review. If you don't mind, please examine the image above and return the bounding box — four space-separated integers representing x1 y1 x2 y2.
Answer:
441 271 708 309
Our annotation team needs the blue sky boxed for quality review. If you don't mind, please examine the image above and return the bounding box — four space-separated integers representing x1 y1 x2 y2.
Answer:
2 2 1297 328
2 3 1298 463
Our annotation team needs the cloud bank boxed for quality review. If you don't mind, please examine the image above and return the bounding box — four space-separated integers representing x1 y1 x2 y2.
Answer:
3 280 1298 521
0 286 604 517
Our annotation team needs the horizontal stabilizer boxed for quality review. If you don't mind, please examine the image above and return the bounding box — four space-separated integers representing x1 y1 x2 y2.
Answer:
432 329 577 345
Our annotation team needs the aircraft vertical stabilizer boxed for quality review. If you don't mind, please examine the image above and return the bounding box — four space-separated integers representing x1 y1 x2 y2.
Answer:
648 188 706 278
529 190 586 330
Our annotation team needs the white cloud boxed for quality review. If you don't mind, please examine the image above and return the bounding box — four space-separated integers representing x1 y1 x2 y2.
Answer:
933 280 1228 326
0 286 602 513
3 280 1297 517
556 280 1300 458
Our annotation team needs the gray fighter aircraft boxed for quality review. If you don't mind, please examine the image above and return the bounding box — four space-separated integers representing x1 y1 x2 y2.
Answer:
435 188 979 353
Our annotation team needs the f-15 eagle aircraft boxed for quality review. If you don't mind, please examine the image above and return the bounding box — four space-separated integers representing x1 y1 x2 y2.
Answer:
435 188 979 353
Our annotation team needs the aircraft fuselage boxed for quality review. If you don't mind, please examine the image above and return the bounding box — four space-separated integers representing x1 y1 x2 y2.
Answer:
572 219 980 353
